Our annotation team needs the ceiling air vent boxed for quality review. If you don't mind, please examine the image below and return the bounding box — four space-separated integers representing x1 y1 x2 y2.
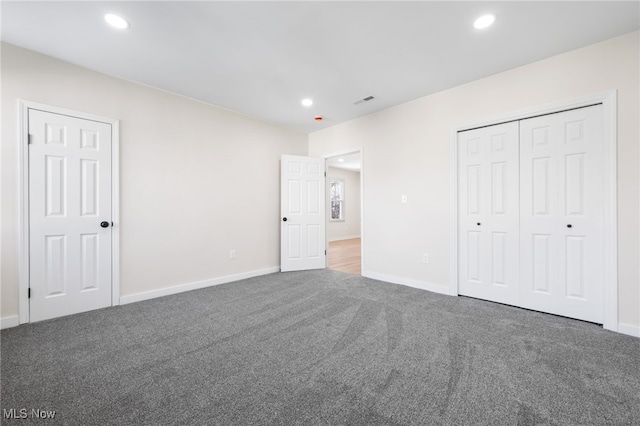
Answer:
354 95 375 105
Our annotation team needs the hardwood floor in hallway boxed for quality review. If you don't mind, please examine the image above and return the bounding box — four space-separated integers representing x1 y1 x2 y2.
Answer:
327 238 361 275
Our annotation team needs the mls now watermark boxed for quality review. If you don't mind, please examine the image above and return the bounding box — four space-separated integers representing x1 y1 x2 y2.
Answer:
3 408 56 420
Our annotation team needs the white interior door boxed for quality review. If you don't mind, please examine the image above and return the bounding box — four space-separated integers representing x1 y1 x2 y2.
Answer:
458 122 520 305
29 109 113 322
281 155 326 272
520 105 604 323
457 104 605 324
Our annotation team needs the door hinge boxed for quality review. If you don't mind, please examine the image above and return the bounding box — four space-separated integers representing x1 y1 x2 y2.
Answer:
325 250 327 255
28 288 31 299
28 134 32 144
324 171 326 177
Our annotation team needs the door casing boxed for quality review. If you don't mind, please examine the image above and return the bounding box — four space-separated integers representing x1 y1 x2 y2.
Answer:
18 100 120 324
450 91 618 331
322 149 364 275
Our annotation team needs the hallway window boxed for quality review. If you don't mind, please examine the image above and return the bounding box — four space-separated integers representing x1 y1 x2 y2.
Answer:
330 178 344 221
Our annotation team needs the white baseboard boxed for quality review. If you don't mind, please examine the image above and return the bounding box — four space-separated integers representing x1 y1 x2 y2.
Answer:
363 271 450 296
364 272 640 339
1 315 20 330
120 266 280 305
617 322 640 338
7 267 639 340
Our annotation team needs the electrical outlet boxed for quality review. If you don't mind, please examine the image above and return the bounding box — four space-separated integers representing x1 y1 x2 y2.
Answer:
230 250 236 259
401 194 408 204
422 253 429 264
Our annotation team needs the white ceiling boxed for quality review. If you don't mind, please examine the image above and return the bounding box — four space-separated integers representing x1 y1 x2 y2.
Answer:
2 1 638 134
327 152 361 172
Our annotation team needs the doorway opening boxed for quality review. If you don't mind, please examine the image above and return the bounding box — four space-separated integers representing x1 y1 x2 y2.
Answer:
325 151 362 275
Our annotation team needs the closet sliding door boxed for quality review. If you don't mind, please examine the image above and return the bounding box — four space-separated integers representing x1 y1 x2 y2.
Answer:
519 105 604 323
458 122 520 306
457 104 605 324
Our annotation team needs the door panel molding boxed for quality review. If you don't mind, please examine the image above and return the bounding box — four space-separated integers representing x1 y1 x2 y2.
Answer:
519 106 604 323
280 155 326 272
18 100 120 324
458 121 520 305
450 91 617 331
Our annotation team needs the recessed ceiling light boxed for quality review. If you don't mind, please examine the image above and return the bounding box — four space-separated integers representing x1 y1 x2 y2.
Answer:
338 158 345 163
105 13 130 30
301 98 313 107
474 14 495 30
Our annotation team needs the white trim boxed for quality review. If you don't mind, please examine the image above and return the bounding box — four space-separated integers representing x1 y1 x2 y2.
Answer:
617 323 640 338
360 150 365 275
18 100 121 323
111 120 121 306
601 91 618 332
120 267 280 305
364 271 450 295
449 126 459 300
321 148 364 162
450 91 618 330
454 91 616 131
18 102 30 324
1 316 20 330
322 148 365 275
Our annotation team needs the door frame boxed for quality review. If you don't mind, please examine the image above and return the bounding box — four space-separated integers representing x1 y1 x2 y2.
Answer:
18 100 120 324
322 148 365 275
449 91 618 331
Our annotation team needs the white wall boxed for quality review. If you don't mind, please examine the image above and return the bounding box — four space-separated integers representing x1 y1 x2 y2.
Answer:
309 31 640 332
1 43 307 320
327 167 361 242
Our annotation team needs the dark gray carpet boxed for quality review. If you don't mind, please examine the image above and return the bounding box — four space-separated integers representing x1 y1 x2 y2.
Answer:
2 270 639 425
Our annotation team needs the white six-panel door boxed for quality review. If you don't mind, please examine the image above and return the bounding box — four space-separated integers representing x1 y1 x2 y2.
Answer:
458 105 604 323
520 105 604 323
458 122 520 305
281 155 326 272
29 109 113 322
